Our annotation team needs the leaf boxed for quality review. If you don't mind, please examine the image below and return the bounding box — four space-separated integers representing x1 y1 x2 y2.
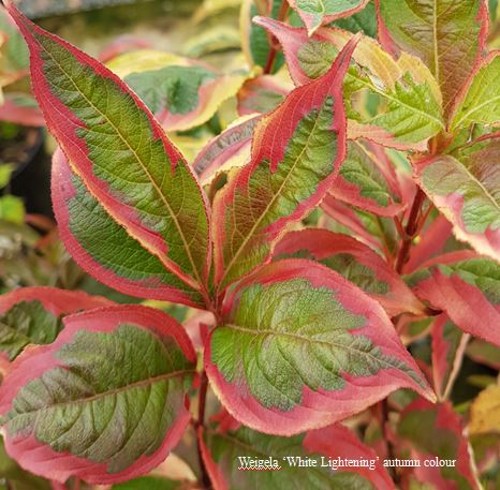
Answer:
397 399 481 490
273 229 424 316
0 195 24 224
6 4 211 296
206 259 434 435
0 7 29 87
469 385 500 435
287 0 370 35
407 252 500 346
200 413 394 489
254 18 444 150
330 1 376 38
107 50 246 132
376 0 488 118
321 195 399 259
0 305 196 484
192 115 261 183
450 52 500 132
430 314 468 400
212 36 357 289
237 74 292 116
466 339 500 370
414 135 500 262
330 140 404 217
0 286 111 361
240 0 286 74
0 92 44 126
52 149 205 308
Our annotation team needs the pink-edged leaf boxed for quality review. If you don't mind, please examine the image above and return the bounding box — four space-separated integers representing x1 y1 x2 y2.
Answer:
0 92 44 126
287 0 370 36
237 74 292 117
107 49 247 132
466 339 500 370
0 305 196 485
52 149 205 308
450 52 500 132
407 251 500 346
321 195 399 260
0 286 112 361
397 399 481 489
431 314 468 401
376 0 488 119
200 411 393 489
330 140 404 217
273 229 424 316
206 259 434 436
212 36 357 289
6 3 211 295
254 18 444 150
192 115 261 184
414 135 500 262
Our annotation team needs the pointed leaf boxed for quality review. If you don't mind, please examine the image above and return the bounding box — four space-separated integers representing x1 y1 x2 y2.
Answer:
407 252 500 346
273 229 424 316
0 305 196 484
237 74 292 116
397 399 481 490
6 3 210 294
212 37 357 289
192 115 261 183
0 286 111 361
330 140 404 217
255 18 444 150
466 339 500 370
200 413 393 489
376 0 488 118
52 149 204 307
206 259 434 435
450 52 500 132
430 314 468 400
107 50 246 132
322 195 399 259
414 135 500 261
330 1 376 38
287 0 370 36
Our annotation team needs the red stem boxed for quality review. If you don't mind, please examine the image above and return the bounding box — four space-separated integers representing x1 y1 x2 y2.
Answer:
196 371 211 489
262 0 290 74
395 188 426 273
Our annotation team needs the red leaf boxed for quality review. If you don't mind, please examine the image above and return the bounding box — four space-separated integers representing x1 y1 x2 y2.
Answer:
274 229 424 316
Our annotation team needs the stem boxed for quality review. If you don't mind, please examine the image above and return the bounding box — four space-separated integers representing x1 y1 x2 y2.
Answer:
196 371 211 489
395 188 426 273
262 0 289 74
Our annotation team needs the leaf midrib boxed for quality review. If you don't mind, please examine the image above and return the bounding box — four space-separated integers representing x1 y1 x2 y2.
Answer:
218 99 330 287
10 369 194 416
35 30 204 291
223 322 416 376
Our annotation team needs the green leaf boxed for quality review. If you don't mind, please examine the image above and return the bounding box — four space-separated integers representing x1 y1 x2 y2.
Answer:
288 0 370 35
111 475 182 490
330 1 376 37
451 53 500 131
7 5 211 296
0 302 62 361
206 260 434 435
0 305 196 485
0 164 14 188
378 0 488 118
0 195 24 224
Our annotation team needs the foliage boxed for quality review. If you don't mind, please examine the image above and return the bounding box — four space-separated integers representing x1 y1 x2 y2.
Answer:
0 0 499 488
